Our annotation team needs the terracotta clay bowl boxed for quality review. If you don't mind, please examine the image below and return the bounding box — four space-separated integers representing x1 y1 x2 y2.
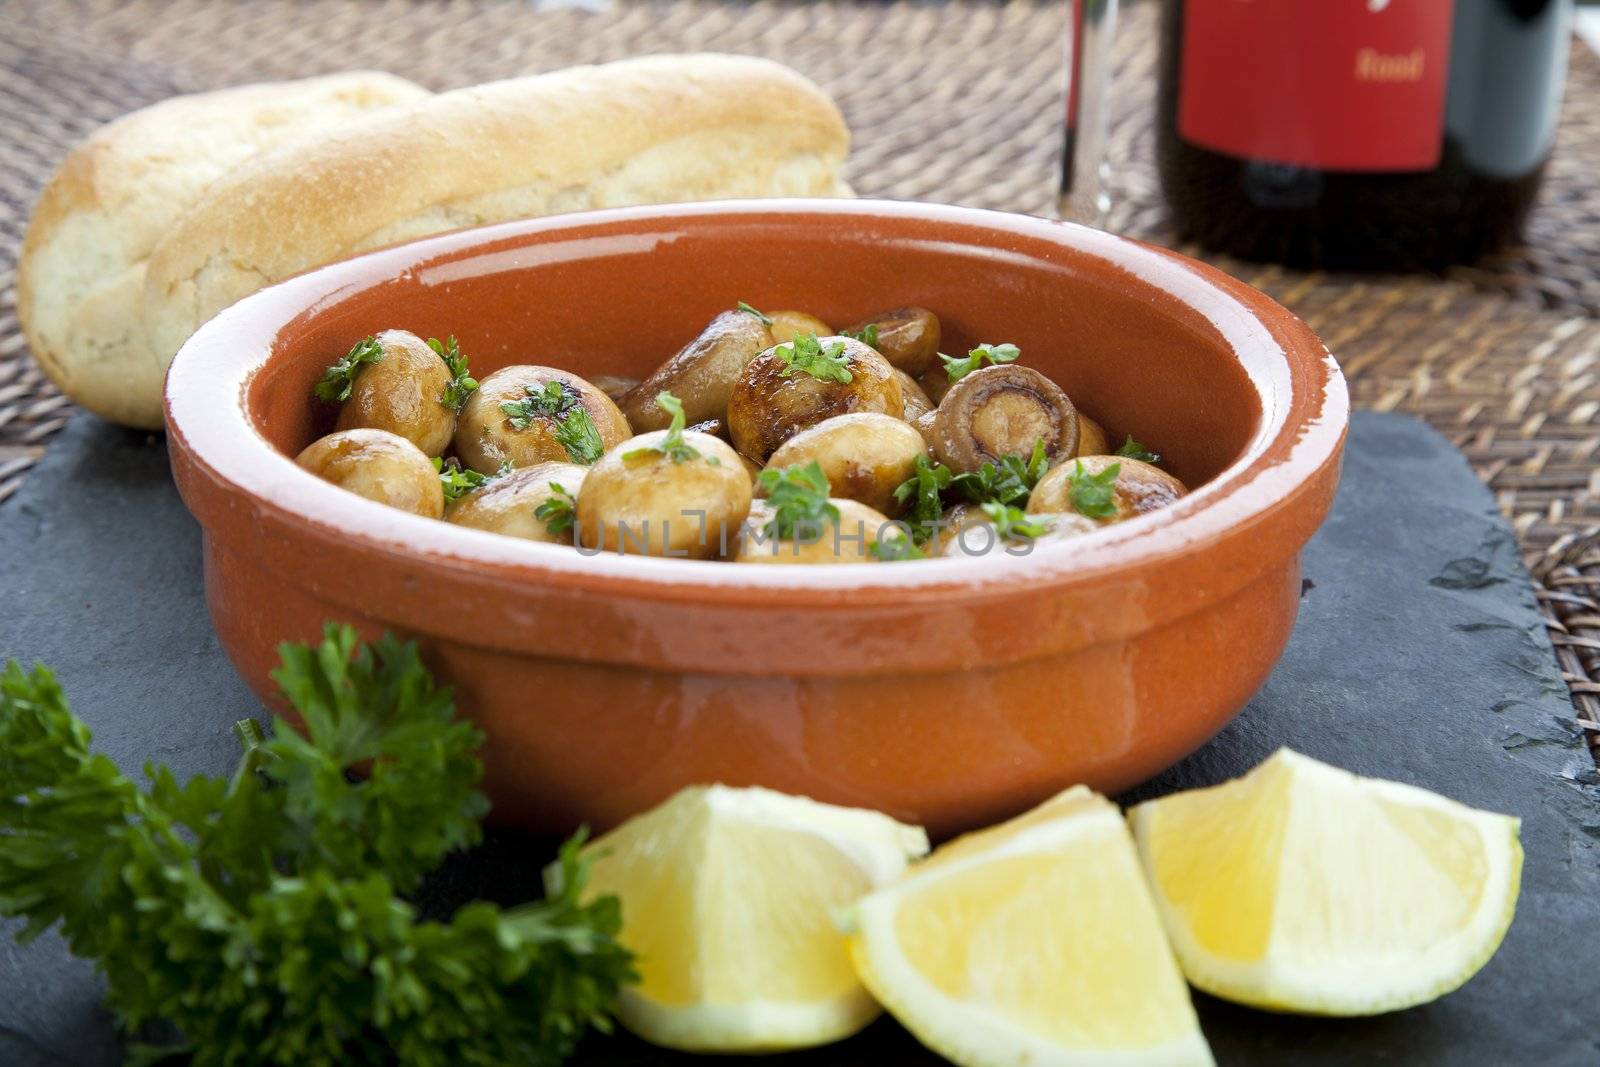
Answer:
165 199 1347 837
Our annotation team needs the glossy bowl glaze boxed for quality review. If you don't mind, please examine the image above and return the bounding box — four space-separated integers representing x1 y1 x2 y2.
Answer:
165 200 1347 836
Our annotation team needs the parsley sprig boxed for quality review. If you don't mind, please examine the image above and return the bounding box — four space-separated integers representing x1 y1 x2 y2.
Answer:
980 501 1052 540
0 626 634 1066
870 529 926 561
940 342 1020 382
736 301 774 326
434 457 492 504
501 381 604 464
1068 459 1123 519
314 336 384 403
1116 435 1161 465
842 323 879 348
776 333 853 384
623 391 713 466
951 439 1050 507
428 335 479 412
893 455 955 541
756 461 840 541
535 482 578 535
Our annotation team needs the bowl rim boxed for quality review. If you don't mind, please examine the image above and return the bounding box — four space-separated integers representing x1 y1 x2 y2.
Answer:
164 197 1348 608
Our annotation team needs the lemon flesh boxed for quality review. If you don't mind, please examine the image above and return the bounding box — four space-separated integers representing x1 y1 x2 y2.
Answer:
545 784 928 1052
846 787 1214 1067
1128 748 1522 1015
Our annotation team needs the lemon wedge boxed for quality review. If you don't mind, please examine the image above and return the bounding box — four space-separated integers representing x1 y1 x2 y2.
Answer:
546 784 928 1052
844 787 1214 1067
1127 748 1522 1015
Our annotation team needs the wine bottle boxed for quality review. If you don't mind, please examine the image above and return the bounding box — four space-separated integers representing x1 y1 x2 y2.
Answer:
1156 0 1573 269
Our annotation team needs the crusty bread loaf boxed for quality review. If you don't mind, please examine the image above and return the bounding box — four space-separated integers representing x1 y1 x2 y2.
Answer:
18 72 430 428
142 54 852 389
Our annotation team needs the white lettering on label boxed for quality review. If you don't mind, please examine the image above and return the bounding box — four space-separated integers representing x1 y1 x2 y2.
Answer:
1355 47 1425 82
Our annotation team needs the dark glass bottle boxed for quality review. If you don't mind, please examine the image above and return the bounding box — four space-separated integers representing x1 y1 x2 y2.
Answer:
1156 0 1572 270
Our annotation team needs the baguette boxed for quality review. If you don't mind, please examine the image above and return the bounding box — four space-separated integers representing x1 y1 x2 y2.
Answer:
18 72 430 428
143 54 852 394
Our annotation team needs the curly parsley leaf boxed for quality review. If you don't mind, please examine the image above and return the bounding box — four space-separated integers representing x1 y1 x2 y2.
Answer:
535 482 578 535
1116 435 1161 465
0 627 634 1067
940 341 1020 382
736 301 774 326
435 458 493 504
870 529 926 561
428 335 479 412
623 391 713 466
893 455 955 541
314 336 384 403
756 461 840 541
980 501 1052 540
555 408 604 465
842 323 879 348
501 380 576 431
776 333 853 384
1068 459 1122 519
951 439 1050 507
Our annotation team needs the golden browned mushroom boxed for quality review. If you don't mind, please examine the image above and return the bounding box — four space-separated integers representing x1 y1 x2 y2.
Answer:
930 364 1078 474
295 427 444 519
766 309 834 345
733 463 892 564
726 335 904 463
895 369 934 423
320 330 467 457
576 393 752 559
842 307 941 377
764 413 928 516
1074 413 1109 457
1027 455 1188 525
454 365 631 474
444 461 587 544
590 374 640 404
619 310 775 431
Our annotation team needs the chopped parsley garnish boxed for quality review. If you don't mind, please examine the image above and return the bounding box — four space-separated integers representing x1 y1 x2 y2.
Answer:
951 439 1050 507
775 333 853 384
980 501 1052 540
736 301 774 326
535 482 578 535
501 380 576 430
842 323 879 348
940 342 1020 382
500 380 603 464
314 336 384 403
756 461 839 541
893 454 955 541
623 391 714 466
870 529 926 561
1116 435 1161 465
554 407 604 464
428 335 479 412
433 458 491 504
1067 459 1122 519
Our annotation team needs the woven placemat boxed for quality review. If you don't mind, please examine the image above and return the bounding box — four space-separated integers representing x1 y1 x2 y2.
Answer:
1 0 1597 756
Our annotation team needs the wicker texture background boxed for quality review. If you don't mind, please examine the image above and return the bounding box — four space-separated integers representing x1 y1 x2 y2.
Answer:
0 0 1597 758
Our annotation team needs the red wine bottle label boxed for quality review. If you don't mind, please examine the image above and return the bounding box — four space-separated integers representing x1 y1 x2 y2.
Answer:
1178 0 1456 172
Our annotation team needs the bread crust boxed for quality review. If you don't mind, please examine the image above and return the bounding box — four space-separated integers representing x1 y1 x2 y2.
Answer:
142 54 852 382
18 72 429 428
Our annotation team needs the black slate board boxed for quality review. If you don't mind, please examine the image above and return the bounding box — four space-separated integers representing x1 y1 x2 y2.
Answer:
2 412 1597 1067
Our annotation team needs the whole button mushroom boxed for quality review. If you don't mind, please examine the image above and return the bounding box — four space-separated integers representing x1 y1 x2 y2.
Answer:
295 428 444 519
445 461 588 544
764 413 929 517
323 330 466 457
726 334 905 463
455 365 631 474
841 307 942 377
619 309 775 431
1028 455 1188 525
930 364 1078 474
